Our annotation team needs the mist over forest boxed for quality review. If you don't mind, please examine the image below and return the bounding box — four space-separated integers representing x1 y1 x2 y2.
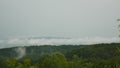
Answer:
0 0 120 68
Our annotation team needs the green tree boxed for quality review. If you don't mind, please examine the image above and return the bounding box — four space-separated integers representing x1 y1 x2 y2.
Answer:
38 52 67 68
71 55 81 68
0 59 8 68
5 58 17 68
23 58 32 68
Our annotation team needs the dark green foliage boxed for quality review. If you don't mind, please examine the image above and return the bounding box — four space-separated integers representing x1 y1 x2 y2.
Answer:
0 45 81 60
66 43 120 59
38 52 67 68
0 43 120 68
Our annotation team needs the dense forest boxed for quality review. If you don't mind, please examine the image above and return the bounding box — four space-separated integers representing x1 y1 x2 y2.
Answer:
0 43 120 68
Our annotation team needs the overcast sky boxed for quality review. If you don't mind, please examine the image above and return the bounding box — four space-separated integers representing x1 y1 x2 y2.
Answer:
0 0 120 39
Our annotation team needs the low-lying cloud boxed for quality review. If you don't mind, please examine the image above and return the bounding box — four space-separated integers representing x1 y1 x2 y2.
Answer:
0 37 119 48
15 47 26 59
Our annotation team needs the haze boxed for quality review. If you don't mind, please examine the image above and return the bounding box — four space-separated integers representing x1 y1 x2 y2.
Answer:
0 0 120 39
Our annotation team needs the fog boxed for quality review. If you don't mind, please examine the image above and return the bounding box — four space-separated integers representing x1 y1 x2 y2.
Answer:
15 47 26 59
0 0 120 38
0 37 119 48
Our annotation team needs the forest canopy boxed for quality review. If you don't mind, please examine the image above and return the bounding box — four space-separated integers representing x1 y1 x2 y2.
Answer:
0 43 120 68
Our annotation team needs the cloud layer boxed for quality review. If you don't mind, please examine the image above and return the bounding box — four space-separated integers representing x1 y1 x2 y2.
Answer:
0 37 119 48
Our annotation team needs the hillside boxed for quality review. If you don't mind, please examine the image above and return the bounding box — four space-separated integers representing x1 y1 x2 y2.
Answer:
0 43 120 60
0 43 120 68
